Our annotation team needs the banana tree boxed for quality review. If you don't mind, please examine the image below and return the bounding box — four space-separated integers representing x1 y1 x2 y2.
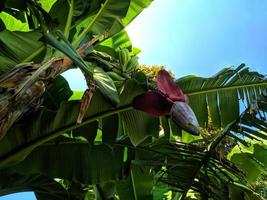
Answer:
0 0 267 200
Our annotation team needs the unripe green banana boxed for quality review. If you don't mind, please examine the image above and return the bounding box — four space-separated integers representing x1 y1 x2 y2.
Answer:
126 56 139 73
107 71 125 82
118 49 130 72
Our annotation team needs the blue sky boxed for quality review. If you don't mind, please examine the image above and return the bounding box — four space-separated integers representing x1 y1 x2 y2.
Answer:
126 0 267 78
1 0 267 199
0 193 36 200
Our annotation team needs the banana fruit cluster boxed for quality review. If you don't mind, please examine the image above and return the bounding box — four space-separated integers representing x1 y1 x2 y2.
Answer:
118 49 139 73
106 48 140 93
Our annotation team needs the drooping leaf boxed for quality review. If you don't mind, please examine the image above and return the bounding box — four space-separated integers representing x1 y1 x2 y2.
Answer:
93 65 120 105
8 141 124 185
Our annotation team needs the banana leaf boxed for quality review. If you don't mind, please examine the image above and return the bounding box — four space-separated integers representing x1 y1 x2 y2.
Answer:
0 30 45 73
0 79 157 168
179 64 267 128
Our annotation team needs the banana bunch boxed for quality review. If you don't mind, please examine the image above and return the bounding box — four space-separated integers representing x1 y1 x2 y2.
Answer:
107 71 125 82
118 49 139 73
107 71 125 93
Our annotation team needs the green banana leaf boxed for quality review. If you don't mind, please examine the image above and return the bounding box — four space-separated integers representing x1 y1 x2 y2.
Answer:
225 94 267 184
75 0 154 43
3 90 267 200
6 137 157 200
1 1 267 199
144 138 259 200
116 164 154 200
0 0 149 66
72 0 131 45
50 0 154 45
0 30 45 73
93 65 120 105
0 0 29 23
95 30 133 58
42 75 73 109
8 140 124 185
179 64 267 128
37 0 57 12
163 92 267 199
230 145 267 183
0 79 158 168
0 12 29 31
120 110 159 146
44 32 121 104
122 0 154 25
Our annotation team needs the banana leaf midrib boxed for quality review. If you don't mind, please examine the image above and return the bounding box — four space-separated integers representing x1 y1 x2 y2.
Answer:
0 105 133 168
41 142 205 157
64 0 74 37
187 81 267 96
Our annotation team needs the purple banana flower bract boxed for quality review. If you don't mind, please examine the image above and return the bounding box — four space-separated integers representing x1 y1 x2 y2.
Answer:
132 69 200 135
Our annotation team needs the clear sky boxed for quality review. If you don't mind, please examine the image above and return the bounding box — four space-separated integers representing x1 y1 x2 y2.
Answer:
1 0 267 199
0 193 36 200
126 0 267 78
